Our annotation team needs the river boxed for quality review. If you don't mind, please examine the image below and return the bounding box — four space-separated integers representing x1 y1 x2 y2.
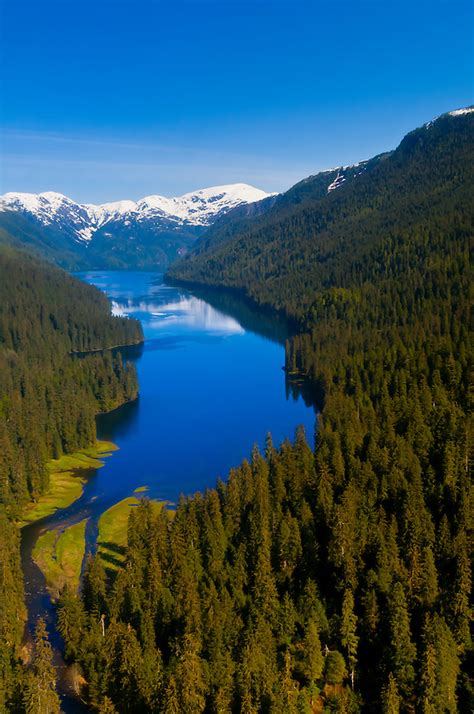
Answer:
20 271 317 711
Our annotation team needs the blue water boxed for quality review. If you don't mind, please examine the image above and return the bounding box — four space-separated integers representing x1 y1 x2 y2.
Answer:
79 270 316 505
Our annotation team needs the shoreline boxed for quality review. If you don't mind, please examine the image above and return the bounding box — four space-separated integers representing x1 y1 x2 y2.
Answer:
19 440 119 528
69 337 144 356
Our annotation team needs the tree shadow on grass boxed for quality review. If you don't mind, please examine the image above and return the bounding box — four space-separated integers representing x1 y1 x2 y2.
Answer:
98 541 127 576
97 541 126 556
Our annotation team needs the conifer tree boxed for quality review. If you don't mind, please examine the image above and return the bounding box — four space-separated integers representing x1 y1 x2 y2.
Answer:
301 618 324 685
276 650 299 714
381 673 400 714
418 637 437 714
162 675 180 714
175 633 207 712
82 555 107 616
23 618 61 714
98 696 118 713
325 651 347 685
387 582 416 701
340 588 358 689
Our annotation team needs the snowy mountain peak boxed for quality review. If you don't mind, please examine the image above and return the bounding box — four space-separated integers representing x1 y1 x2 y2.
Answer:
2 190 72 212
0 183 275 244
447 106 474 117
180 183 270 203
424 105 474 129
136 184 273 225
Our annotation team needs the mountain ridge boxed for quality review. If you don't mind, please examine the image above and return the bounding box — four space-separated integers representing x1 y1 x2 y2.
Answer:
0 183 274 269
167 106 474 319
0 183 273 240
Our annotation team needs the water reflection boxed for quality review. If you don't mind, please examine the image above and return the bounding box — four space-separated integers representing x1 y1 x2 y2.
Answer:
97 397 140 442
111 295 244 335
183 284 297 345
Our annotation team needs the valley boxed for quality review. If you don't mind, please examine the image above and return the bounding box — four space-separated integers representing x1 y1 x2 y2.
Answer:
0 107 472 712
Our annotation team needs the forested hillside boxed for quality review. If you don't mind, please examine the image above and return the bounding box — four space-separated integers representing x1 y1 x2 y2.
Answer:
0 210 90 270
0 246 143 710
168 110 473 319
189 154 388 262
53 110 473 711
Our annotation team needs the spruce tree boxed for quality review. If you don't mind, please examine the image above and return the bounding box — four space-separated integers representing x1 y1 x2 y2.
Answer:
387 582 416 701
23 618 61 714
162 674 180 714
340 588 358 689
381 673 400 714
98 697 118 713
302 619 324 684
324 651 347 685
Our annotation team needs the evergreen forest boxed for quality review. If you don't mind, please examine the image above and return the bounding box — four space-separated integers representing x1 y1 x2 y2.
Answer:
0 246 143 710
52 112 473 710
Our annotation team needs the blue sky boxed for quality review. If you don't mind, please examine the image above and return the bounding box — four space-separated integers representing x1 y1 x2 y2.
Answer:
1 0 472 202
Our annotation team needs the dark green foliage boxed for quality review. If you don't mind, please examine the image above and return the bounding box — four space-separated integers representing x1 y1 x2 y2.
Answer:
0 246 143 707
325 651 347 685
23 618 61 714
0 246 142 512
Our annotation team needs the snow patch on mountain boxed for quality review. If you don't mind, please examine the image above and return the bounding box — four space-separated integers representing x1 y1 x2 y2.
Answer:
327 172 346 193
425 106 474 129
325 160 370 194
448 107 474 117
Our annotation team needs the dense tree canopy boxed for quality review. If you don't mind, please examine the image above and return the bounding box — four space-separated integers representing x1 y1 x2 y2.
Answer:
0 246 143 710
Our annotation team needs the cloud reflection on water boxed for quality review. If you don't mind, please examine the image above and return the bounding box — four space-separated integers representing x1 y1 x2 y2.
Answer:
111 295 244 335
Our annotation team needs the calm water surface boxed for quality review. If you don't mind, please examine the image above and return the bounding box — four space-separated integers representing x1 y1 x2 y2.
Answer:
21 271 316 711
82 271 316 504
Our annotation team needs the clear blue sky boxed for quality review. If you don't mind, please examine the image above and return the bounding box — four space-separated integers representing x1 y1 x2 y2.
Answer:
1 0 472 203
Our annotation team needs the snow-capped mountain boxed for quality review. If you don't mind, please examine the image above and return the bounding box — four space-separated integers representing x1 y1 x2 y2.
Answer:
0 183 274 270
0 184 273 246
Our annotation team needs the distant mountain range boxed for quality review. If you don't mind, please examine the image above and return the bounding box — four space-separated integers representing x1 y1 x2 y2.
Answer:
0 184 274 270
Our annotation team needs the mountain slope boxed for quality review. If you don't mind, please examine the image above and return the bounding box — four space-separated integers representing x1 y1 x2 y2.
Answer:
0 184 274 270
190 192 279 256
168 108 474 319
189 156 389 260
0 209 89 269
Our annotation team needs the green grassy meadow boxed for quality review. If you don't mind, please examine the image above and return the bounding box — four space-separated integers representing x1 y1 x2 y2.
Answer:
32 519 87 599
20 441 118 526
